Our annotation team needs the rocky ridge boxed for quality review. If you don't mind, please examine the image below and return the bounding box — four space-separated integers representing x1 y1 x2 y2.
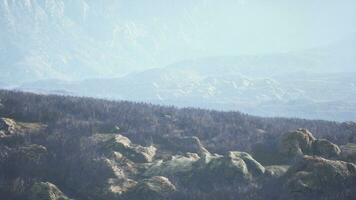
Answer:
0 117 355 200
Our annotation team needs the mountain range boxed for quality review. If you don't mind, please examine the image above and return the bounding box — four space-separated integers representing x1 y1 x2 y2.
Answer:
17 46 356 121
0 0 355 121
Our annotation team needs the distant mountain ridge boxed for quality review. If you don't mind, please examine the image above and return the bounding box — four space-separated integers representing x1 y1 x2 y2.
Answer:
0 0 355 85
1 0 355 121
17 63 356 121
11 36 356 121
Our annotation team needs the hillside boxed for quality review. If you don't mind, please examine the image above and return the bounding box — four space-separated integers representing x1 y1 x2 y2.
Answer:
0 90 355 200
1 90 355 153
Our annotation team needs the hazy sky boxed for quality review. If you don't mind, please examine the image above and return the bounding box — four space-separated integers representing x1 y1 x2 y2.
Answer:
99 0 356 70
1 0 355 80
122 0 356 56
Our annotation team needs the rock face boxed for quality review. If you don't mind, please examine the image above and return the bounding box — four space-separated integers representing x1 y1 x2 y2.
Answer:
279 128 341 161
144 153 200 177
103 134 157 163
284 156 356 200
124 176 176 200
313 139 341 158
0 118 17 135
265 165 290 178
279 129 316 158
215 151 265 178
187 151 265 191
29 182 70 200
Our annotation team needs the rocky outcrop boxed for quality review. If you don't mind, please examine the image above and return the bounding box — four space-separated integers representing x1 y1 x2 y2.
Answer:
0 118 18 135
102 134 157 163
283 155 356 200
265 165 289 178
312 139 341 158
124 176 176 200
144 153 200 177
0 118 46 147
29 182 70 200
0 118 46 135
279 129 316 158
188 151 265 189
279 129 341 161
0 120 355 200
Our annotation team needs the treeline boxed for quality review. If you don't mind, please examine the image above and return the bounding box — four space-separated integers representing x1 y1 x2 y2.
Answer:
0 90 353 153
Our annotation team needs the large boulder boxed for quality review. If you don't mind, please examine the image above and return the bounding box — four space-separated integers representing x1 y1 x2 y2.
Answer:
191 151 265 186
100 134 157 163
102 157 138 196
144 153 200 177
312 139 341 158
284 156 356 200
123 176 176 200
226 151 265 177
279 129 341 161
265 165 290 178
0 118 17 135
279 129 315 158
29 182 70 200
